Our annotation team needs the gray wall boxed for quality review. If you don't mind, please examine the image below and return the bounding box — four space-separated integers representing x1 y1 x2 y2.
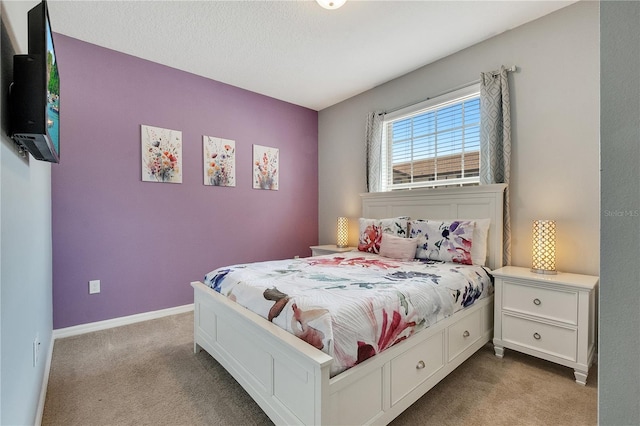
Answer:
599 1 640 424
318 1 600 277
0 1 53 424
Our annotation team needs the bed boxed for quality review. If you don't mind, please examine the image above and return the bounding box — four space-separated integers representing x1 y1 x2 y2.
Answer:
191 184 506 425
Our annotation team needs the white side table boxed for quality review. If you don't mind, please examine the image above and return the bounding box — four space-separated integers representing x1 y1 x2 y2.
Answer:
309 245 356 256
492 266 598 385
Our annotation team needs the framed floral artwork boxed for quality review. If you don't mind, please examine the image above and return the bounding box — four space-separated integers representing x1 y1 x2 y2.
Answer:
141 124 182 183
253 144 279 190
203 136 236 187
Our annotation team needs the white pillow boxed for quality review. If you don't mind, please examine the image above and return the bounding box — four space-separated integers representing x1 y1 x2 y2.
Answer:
378 233 417 261
466 218 491 266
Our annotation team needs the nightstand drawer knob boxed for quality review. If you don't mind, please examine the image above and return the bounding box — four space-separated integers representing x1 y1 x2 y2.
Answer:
533 332 541 340
463 330 470 338
533 298 541 306
416 360 426 370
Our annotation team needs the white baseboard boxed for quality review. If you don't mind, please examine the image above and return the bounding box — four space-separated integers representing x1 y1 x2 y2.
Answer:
35 335 55 426
52 303 194 340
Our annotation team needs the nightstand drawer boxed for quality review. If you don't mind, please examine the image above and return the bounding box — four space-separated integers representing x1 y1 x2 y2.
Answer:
503 281 578 324
448 308 482 362
502 314 577 362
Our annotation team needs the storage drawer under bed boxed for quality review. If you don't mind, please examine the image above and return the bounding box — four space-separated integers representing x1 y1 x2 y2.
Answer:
390 330 445 405
448 308 483 362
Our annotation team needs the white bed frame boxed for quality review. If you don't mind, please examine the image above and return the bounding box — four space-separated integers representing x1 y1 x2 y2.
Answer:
192 184 506 425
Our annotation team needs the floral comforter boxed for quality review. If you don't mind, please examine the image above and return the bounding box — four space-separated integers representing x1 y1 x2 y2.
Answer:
204 250 493 377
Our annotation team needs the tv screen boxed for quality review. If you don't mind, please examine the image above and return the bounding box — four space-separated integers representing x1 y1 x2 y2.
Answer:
10 1 60 163
43 15 60 156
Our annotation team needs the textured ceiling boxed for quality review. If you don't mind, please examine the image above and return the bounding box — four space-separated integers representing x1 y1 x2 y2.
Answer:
47 0 576 110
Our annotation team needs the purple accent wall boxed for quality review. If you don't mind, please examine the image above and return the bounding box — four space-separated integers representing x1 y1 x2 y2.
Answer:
51 35 318 329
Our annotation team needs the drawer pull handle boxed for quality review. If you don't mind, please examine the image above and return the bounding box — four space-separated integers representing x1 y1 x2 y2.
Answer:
533 332 541 340
533 298 541 306
463 330 470 338
416 360 426 370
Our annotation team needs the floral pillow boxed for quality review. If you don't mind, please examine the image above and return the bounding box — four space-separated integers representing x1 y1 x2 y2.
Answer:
358 217 409 254
410 219 475 265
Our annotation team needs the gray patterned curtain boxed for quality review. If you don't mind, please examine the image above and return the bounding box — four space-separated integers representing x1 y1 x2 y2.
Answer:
480 66 511 265
366 112 384 192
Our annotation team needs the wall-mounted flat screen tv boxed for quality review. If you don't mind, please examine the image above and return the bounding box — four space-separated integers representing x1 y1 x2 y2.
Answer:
11 0 60 163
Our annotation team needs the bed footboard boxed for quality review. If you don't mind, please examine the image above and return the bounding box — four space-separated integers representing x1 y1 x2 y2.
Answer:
192 281 333 425
193 281 493 426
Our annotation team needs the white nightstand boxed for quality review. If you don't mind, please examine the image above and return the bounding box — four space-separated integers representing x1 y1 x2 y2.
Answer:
309 245 356 256
492 266 598 385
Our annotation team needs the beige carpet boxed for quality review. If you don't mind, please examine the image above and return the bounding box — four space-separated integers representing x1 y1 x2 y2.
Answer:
42 312 596 426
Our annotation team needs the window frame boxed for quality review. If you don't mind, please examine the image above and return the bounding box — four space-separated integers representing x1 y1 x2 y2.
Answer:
381 84 481 191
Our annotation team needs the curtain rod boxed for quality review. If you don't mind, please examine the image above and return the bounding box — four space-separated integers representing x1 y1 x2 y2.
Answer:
380 65 517 116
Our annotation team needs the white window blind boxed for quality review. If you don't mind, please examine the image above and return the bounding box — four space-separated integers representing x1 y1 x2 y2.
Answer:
381 84 481 191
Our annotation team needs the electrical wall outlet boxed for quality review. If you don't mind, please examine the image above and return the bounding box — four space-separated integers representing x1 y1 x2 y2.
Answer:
89 279 100 294
33 334 40 367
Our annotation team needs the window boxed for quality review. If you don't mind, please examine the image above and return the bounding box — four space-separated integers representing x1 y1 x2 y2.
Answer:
381 84 481 191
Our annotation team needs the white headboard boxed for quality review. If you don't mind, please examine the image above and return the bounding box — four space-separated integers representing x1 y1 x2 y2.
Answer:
361 184 506 270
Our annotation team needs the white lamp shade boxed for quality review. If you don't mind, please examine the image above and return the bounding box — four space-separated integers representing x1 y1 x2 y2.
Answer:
316 0 347 10
532 220 557 274
337 217 349 248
